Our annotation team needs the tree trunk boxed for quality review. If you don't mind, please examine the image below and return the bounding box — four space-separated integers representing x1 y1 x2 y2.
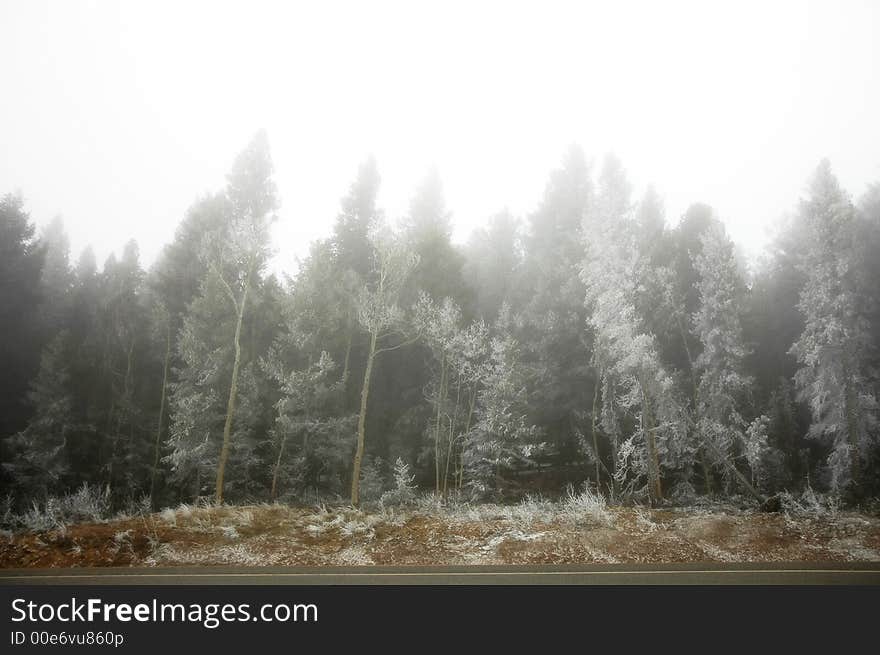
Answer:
590 373 601 491
843 362 862 487
340 321 353 412
351 329 378 507
677 313 712 495
719 451 762 502
215 286 248 505
443 373 462 498
700 453 712 496
640 379 663 505
270 435 287 501
434 356 446 494
149 324 171 507
457 387 477 490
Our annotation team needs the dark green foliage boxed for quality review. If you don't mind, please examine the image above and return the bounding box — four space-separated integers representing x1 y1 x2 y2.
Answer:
0 193 46 439
3 334 73 500
513 146 594 471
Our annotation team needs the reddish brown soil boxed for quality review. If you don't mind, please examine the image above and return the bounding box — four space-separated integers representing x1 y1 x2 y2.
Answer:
2 504 878 568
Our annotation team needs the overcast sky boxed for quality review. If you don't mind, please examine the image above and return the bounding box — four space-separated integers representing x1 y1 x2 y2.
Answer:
2 0 878 276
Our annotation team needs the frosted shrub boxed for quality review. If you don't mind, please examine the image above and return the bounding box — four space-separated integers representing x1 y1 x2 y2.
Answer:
562 485 613 527
501 495 555 527
1 494 13 527
779 485 840 518
358 457 386 506
114 494 152 521
669 481 697 505
11 483 113 532
220 526 240 540
415 492 445 513
59 483 111 523
380 458 417 508
20 503 58 532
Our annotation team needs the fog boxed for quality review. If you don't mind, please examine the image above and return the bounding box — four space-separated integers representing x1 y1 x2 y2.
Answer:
2 0 878 274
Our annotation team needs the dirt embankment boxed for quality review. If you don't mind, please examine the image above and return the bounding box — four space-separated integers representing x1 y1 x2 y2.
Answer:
2 502 879 568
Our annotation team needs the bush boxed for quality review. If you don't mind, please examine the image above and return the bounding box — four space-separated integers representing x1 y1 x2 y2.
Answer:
2 483 112 532
561 484 613 527
380 458 418 508
358 456 386 506
778 485 840 518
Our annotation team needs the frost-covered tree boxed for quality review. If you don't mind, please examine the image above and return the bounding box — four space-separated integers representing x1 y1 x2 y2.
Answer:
99 241 150 491
582 155 684 504
38 216 74 333
463 210 522 322
262 348 354 500
206 131 276 503
0 192 46 439
147 298 172 505
401 168 469 308
692 221 764 498
463 306 541 498
516 146 594 464
789 160 878 494
414 294 462 493
414 294 491 495
167 130 278 503
350 224 418 506
4 334 74 498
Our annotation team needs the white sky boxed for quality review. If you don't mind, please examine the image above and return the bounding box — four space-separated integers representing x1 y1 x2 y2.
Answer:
2 0 878 276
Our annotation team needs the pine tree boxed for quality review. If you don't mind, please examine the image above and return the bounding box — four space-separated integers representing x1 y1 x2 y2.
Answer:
463 306 540 498
789 160 878 494
516 146 594 471
0 192 46 439
692 221 764 499
38 216 74 333
464 210 522 322
4 334 74 499
581 155 683 504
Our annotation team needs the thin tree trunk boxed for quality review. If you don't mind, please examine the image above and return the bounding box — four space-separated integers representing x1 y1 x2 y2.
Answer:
843 361 862 487
457 386 477 490
150 324 171 507
716 448 762 502
443 373 462 498
215 285 249 505
434 356 446 494
336 326 354 415
677 313 712 495
590 372 601 491
640 378 663 505
270 435 287 501
342 325 353 385
351 329 378 507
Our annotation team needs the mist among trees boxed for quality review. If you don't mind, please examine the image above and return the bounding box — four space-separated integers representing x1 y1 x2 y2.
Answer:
3 131 880 514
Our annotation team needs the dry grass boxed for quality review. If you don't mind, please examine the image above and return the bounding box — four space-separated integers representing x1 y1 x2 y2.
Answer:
2 496 879 568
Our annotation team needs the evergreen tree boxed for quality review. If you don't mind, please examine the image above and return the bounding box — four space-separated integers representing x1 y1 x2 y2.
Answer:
463 210 522 322
789 160 878 495
692 221 764 498
582 155 683 504
516 146 593 470
4 334 74 499
0 192 46 439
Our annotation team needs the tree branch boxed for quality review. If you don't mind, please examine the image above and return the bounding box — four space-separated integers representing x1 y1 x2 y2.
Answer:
374 333 421 356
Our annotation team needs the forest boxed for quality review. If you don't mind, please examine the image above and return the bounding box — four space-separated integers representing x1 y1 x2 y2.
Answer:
2 129 880 531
